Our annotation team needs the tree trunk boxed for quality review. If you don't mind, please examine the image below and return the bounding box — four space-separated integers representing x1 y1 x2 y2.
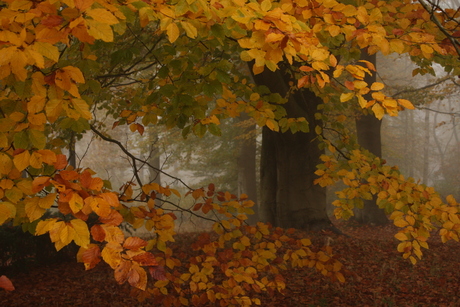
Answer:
236 115 259 225
354 52 389 225
253 67 330 230
422 108 430 185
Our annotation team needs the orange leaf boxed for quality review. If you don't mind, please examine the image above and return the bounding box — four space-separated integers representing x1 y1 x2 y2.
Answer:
114 259 131 284
81 244 101 270
0 275 15 291
99 192 120 207
80 170 103 191
131 252 158 266
32 176 50 193
99 209 123 226
202 203 213 214
13 150 30 172
54 154 67 170
123 237 148 250
128 263 147 290
91 224 106 242
86 196 111 217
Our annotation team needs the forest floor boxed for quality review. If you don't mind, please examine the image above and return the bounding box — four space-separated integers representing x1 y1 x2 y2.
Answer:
1 220 460 307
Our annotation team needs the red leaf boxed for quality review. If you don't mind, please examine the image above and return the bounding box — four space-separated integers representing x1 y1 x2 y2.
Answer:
149 265 167 281
202 203 213 214
90 224 106 242
193 203 202 211
0 275 14 291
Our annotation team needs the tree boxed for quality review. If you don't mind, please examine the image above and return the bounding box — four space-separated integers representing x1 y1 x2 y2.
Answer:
2 0 460 305
253 67 329 230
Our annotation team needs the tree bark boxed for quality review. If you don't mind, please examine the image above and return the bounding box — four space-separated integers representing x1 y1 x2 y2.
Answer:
354 52 389 226
253 66 330 230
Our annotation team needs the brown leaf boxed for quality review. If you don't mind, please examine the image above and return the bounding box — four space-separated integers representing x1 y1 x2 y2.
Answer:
149 265 167 281
0 275 14 291
123 237 148 250
131 252 158 266
114 260 131 285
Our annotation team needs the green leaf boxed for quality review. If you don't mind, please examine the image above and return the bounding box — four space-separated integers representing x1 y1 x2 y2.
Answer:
193 123 207 137
14 130 30 149
28 129 47 149
208 123 221 136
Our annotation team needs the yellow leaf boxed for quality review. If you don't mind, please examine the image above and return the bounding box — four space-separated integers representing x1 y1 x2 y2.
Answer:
24 197 46 222
71 219 90 248
86 19 114 42
371 103 384 120
180 21 197 39
340 92 354 102
336 271 345 283
159 6 175 18
265 118 279 132
35 218 58 236
63 66 85 84
394 217 408 228
86 8 119 25
371 92 385 101
166 23 180 43
260 0 271 11
0 202 16 225
69 192 84 213
370 82 384 91
0 153 13 175
398 99 415 110
71 98 92 120
327 24 341 37
39 193 56 209
24 47 45 69
32 42 60 62
420 44 433 58
390 39 405 54
221 220 231 229
13 150 30 172
394 232 407 241
60 224 76 247
102 242 123 269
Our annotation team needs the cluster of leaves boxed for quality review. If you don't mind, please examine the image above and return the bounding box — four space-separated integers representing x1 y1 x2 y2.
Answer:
315 149 460 265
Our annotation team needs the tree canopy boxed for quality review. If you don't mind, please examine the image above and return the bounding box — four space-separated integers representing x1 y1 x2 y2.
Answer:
1 0 460 304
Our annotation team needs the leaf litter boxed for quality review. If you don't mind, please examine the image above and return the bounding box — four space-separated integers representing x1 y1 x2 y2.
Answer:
1 220 460 306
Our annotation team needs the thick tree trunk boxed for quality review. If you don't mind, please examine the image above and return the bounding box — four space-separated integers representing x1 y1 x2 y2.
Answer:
354 52 388 225
253 67 330 230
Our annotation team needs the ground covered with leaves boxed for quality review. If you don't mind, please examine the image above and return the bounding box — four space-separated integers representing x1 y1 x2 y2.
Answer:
1 222 460 307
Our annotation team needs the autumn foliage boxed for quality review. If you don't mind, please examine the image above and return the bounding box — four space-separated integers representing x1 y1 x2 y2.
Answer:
1 0 460 305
